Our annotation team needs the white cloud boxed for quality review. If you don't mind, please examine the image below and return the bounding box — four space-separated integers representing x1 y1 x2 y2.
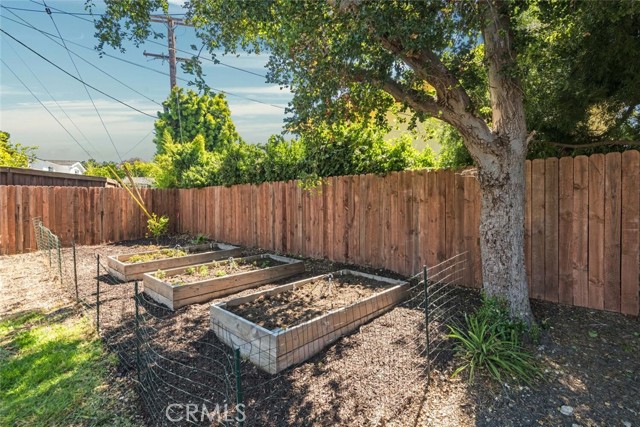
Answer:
0 98 157 161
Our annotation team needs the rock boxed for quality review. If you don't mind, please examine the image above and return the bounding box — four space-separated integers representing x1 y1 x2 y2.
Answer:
623 422 631 427
560 405 574 416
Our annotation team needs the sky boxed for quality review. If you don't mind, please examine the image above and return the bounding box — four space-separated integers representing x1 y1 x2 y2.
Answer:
0 0 293 162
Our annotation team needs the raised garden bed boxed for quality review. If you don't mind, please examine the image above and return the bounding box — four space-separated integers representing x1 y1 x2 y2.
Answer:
210 270 409 374
107 243 241 282
143 254 305 310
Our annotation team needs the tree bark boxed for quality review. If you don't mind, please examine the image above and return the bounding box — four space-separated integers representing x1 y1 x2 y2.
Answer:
472 0 534 323
475 149 533 323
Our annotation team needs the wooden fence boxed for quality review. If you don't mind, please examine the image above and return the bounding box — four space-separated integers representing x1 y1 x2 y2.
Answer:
0 187 177 254
0 151 638 316
0 167 118 187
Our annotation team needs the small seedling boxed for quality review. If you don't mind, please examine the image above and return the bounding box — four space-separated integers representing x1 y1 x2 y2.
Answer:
588 330 598 338
155 269 166 279
215 269 227 277
198 265 209 276
228 257 238 269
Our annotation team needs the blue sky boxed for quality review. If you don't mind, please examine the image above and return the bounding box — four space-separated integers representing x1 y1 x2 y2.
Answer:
0 0 293 162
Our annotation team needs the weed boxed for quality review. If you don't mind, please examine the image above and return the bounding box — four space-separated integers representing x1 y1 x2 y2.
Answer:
190 234 209 245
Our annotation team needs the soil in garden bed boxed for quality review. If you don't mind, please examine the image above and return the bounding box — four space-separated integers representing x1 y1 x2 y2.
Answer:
126 248 188 263
165 257 285 285
228 275 391 330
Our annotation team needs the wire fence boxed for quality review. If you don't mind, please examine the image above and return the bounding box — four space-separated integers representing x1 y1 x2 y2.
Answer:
31 217 473 425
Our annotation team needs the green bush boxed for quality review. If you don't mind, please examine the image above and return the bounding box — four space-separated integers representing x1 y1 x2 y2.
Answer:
447 296 541 384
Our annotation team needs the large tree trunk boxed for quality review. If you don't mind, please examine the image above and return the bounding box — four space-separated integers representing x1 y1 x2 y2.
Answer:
464 0 533 323
475 149 533 323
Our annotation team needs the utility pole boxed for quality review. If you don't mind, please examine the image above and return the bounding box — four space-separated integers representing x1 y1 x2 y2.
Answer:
144 15 192 89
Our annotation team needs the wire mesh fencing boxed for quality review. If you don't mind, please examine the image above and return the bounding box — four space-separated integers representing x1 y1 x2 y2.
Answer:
31 217 478 425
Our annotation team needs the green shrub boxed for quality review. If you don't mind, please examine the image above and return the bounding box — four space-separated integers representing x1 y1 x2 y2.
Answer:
147 213 169 240
447 297 541 384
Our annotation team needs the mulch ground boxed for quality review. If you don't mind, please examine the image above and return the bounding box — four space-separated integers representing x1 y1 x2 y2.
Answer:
1 237 639 427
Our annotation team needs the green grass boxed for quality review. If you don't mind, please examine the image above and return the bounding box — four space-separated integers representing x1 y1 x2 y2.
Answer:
0 309 134 426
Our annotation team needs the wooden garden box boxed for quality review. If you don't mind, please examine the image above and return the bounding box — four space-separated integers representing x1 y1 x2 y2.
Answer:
142 254 305 310
210 270 409 374
107 243 241 282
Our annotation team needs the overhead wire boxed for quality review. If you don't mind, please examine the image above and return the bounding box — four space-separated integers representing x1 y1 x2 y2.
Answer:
0 58 96 159
2 9 162 108
4 39 102 156
122 130 154 157
20 1 268 79
1 10 287 110
0 28 158 119
40 0 124 163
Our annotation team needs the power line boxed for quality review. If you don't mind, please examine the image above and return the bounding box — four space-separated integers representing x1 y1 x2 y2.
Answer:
17 1 269 79
1 58 96 159
4 39 101 156
1 10 286 110
0 28 158 119
40 0 124 163
122 130 154 157
2 10 161 106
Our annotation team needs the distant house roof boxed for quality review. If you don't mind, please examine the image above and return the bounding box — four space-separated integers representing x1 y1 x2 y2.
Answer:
30 158 86 175
45 160 84 166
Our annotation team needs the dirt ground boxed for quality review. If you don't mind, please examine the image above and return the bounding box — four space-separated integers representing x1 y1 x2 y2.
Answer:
1 239 639 427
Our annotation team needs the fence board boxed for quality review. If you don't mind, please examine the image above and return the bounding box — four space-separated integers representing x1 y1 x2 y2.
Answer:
588 154 605 310
544 158 559 303
530 159 545 299
272 182 282 253
604 152 622 312
426 171 439 269
558 157 574 305
572 156 589 307
0 186 7 254
409 171 421 276
416 171 429 271
621 150 639 316
15 187 24 253
7 186 16 254
524 160 532 295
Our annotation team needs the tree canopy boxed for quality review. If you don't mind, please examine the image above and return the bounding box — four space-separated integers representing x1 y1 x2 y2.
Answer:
154 87 241 153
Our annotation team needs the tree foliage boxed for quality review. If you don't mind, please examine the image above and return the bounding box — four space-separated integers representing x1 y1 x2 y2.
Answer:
84 158 157 180
519 0 640 145
154 87 241 153
0 131 36 168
